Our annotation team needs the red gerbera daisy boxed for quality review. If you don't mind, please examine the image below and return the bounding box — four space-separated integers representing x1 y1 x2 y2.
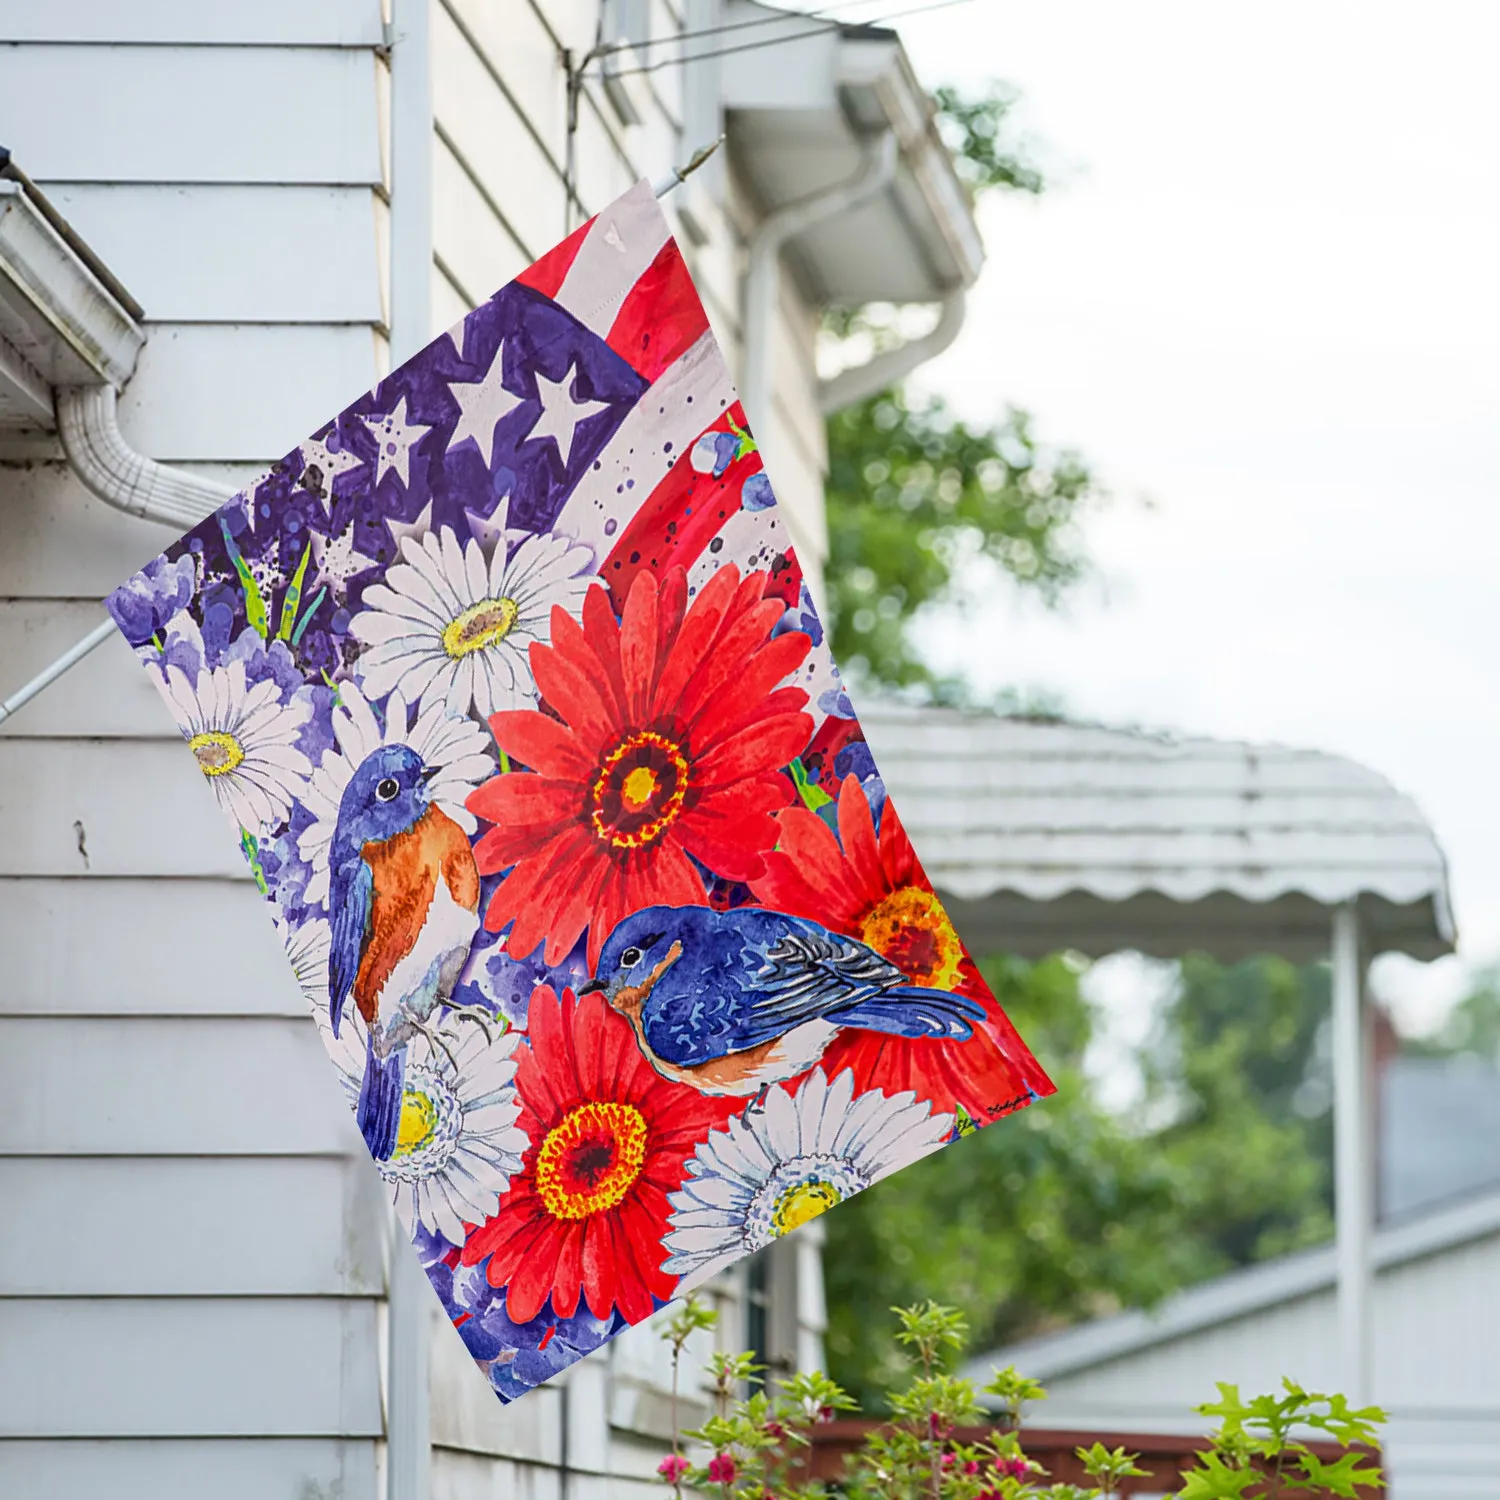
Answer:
750 774 1054 1115
467 563 813 967
461 985 737 1324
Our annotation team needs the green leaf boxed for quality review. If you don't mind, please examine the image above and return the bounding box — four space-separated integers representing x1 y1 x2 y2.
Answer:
219 519 269 639
1295 1450 1386 1496
1312 1392 1389 1448
240 828 268 895
277 542 313 641
1174 1450 1260 1499
789 757 834 813
1076 1442 1147 1483
290 584 327 647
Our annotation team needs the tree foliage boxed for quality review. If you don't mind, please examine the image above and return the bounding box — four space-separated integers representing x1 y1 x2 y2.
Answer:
825 954 1338 1406
823 82 1098 700
826 397 1093 697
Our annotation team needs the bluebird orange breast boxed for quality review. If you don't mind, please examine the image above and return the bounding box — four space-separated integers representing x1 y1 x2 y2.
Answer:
353 805 478 1020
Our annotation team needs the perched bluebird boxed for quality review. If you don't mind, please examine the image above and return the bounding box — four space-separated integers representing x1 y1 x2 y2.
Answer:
580 904 985 1099
327 744 487 1159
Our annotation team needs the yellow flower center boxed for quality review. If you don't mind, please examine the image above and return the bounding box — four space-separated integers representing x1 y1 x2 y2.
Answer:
589 729 691 850
392 1087 438 1157
534 1101 649 1220
771 1179 843 1236
441 596 520 658
621 764 659 808
859 884 967 991
189 730 245 778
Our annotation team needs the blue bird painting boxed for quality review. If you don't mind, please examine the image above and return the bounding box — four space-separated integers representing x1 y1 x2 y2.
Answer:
327 743 490 1159
579 904 986 1100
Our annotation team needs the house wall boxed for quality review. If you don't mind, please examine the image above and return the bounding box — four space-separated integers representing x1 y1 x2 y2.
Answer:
0 2 828 1496
1025 1231 1500 1500
0 5 392 1497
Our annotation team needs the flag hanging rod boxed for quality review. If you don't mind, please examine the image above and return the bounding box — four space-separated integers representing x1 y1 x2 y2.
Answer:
0 617 117 728
0 140 724 733
651 135 724 198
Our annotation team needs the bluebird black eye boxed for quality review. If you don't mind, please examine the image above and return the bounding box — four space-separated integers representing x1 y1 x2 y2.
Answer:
620 946 643 967
375 777 400 803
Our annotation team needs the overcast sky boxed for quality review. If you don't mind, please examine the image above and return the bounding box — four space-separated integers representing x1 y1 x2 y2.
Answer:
871 0 1500 1035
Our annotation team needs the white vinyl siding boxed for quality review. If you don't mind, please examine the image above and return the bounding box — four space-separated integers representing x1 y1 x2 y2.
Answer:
0 5 390 1496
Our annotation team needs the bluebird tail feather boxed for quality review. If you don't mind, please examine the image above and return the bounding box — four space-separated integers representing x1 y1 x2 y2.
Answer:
358 1039 404 1161
828 984 983 1039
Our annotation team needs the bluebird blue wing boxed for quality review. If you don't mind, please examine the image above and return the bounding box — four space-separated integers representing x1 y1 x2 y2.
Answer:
639 907 984 1066
328 854 373 1037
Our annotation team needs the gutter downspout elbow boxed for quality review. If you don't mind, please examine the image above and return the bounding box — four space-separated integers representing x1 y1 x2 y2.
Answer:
817 285 968 415
741 130 898 438
55 383 235 528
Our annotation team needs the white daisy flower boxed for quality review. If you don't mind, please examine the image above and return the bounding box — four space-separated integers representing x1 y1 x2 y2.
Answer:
348 512 595 720
662 1069 954 1291
157 656 311 832
312 995 527 1245
276 913 333 1021
297 678 493 906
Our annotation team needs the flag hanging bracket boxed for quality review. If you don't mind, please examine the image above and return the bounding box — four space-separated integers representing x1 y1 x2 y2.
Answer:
652 136 724 200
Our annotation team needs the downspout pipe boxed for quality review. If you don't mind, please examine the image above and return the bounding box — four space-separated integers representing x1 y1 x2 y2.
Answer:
55 384 235 527
741 130 898 441
817 285 967 415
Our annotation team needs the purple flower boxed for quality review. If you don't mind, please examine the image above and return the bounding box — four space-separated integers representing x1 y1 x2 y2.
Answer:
833 738 885 823
458 908 589 1031
741 471 775 511
444 1256 621 1402
774 581 823 649
691 429 743 479
110 554 197 647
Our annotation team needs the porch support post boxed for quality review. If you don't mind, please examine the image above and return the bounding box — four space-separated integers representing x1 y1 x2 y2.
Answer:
1331 901 1373 1402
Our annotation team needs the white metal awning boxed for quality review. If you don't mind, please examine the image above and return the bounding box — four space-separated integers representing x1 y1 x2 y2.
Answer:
862 704 1455 964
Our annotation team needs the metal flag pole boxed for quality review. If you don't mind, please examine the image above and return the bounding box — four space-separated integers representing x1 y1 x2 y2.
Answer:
0 139 723 735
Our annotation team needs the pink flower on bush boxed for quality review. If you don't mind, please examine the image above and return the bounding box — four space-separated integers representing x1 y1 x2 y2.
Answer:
707 1453 738 1484
657 1454 691 1483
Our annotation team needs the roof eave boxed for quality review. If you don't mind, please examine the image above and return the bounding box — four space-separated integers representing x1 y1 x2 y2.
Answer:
0 177 145 431
721 1 984 306
835 34 985 291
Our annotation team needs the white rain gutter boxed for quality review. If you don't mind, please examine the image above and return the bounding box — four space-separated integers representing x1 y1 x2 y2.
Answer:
817 285 967 414
740 129 898 446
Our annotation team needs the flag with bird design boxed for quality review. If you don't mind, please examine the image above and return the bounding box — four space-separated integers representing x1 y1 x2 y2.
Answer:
105 178 1054 1403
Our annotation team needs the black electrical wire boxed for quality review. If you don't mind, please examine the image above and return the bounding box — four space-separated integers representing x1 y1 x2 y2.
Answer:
587 0 906 64
601 0 973 79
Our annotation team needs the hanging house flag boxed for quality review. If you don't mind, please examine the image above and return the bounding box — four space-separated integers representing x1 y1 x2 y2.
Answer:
105 180 1054 1403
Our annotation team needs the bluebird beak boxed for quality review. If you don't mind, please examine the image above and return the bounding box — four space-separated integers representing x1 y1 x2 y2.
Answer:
577 979 606 995
417 764 440 786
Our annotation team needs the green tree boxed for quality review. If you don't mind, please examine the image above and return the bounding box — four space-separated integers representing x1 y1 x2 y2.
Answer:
823 82 1100 701
1149 954 1335 1267
824 954 1338 1406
